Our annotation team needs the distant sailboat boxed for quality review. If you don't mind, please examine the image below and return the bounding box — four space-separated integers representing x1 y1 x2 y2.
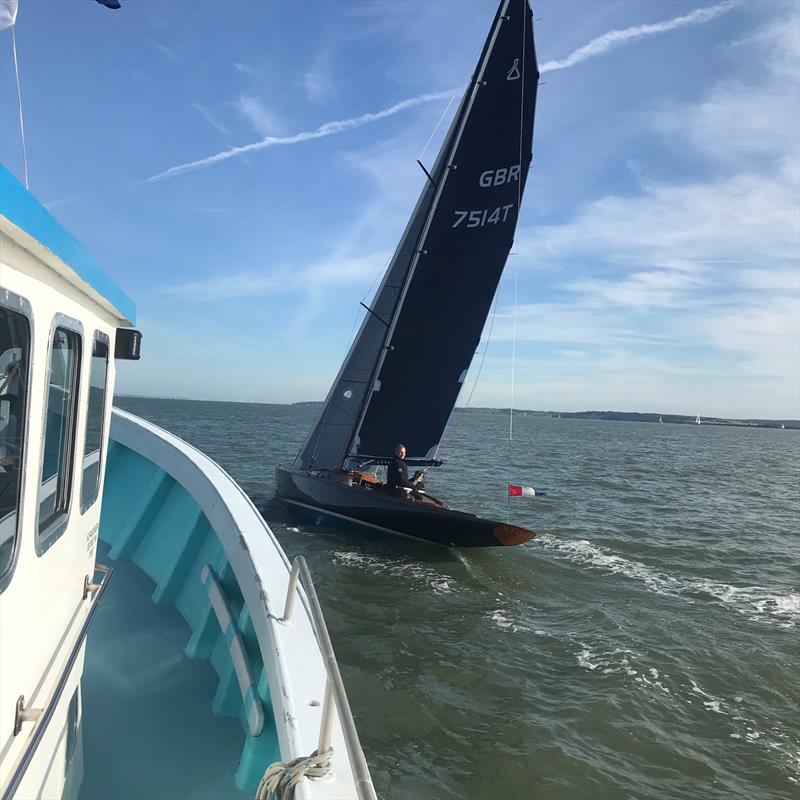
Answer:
659 416 663 424
781 423 786 429
696 414 701 425
276 0 539 547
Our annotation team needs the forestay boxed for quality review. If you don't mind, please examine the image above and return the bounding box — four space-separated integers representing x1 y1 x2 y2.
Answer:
294 0 538 472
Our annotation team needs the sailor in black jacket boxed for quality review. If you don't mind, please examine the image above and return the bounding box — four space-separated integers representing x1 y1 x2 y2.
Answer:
387 444 415 497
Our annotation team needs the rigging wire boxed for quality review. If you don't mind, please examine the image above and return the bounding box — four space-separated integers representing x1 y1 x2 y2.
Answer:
433 287 501 462
11 25 29 189
508 0 527 522
362 91 455 308
417 94 456 164
507 260 518 521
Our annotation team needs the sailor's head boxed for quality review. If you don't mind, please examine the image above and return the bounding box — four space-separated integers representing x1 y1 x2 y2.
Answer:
395 444 406 459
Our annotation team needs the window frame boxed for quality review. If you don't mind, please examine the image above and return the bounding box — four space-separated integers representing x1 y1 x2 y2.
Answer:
0 288 34 593
79 331 110 515
36 314 83 556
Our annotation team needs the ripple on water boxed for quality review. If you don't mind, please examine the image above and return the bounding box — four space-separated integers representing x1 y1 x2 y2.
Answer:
570 639 800 786
331 551 457 596
536 534 799 628
114 399 800 800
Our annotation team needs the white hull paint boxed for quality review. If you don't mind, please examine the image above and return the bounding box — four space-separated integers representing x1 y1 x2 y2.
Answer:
108 410 361 799
1 171 369 799
0 225 118 800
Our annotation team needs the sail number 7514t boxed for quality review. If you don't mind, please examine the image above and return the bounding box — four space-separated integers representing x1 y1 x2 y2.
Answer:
452 204 515 228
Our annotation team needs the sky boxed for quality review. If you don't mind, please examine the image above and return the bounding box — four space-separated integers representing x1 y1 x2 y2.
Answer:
1 0 798 419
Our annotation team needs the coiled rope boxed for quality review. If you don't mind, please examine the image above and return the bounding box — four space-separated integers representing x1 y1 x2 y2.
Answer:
255 748 333 800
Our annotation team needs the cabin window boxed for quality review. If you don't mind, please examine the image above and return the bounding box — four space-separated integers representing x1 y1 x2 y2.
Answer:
38 325 82 551
0 302 31 585
80 335 109 512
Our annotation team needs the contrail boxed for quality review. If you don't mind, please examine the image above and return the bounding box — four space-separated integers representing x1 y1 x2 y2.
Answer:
144 89 458 183
145 2 737 183
540 1 737 73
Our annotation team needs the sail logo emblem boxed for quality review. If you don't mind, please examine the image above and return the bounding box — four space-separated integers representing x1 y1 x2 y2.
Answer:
506 58 521 81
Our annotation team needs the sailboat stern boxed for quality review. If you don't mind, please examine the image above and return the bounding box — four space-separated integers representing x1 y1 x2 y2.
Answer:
492 522 536 546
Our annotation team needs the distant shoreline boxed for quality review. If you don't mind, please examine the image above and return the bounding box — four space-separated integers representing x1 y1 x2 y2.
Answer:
114 395 799 430
456 408 799 430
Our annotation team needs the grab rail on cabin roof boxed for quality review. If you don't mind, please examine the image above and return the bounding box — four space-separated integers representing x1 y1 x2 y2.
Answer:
280 556 377 800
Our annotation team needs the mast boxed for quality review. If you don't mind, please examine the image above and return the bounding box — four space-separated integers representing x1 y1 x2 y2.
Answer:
336 64 482 470
293 0 538 472
344 0 516 467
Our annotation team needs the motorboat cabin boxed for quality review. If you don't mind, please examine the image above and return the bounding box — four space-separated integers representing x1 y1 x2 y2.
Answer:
0 165 374 800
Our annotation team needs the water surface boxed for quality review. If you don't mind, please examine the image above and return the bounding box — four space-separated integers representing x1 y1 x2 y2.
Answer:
115 397 800 800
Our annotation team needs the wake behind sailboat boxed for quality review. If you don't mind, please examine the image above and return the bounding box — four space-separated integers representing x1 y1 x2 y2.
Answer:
276 0 539 547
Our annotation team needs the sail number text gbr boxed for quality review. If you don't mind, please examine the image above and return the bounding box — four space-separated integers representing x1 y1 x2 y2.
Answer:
452 163 520 229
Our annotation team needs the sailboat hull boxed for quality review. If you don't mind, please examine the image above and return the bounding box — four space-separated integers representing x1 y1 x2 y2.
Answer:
275 468 535 548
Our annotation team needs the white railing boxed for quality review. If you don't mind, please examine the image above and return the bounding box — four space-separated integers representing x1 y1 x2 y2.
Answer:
280 557 377 800
110 409 373 799
0 564 114 800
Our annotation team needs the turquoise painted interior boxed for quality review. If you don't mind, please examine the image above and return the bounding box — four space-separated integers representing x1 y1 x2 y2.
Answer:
82 440 279 796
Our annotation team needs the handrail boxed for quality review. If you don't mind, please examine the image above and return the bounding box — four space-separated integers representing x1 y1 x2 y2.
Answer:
0 563 113 800
281 557 377 800
200 564 265 736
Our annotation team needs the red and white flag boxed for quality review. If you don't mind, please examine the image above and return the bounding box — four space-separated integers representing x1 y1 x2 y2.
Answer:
508 484 538 497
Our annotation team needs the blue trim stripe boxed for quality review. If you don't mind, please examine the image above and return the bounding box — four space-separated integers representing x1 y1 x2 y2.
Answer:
0 164 136 323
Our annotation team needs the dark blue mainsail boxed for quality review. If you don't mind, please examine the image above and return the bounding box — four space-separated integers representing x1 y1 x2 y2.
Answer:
294 0 538 472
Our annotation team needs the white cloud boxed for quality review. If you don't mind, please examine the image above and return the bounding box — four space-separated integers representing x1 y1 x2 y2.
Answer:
654 12 799 165
302 49 335 104
141 2 798 416
731 12 800 79
0 0 18 30
540 2 737 73
303 70 331 102
702 296 800 378
657 84 799 165
564 270 710 310
508 8 800 417
234 62 257 77
191 102 229 135
159 249 390 302
235 96 283 136
143 88 457 183
519 164 799 273
143 2 743 185
489 303 662 346
147 40 176 61
735 268 800 292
